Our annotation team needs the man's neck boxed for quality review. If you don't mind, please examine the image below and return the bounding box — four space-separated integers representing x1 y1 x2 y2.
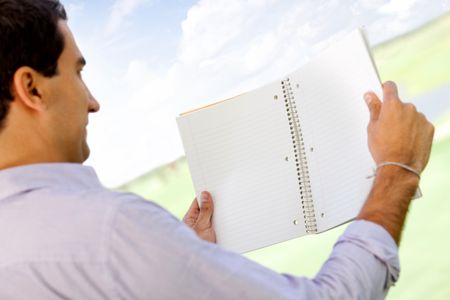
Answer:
0 129 67 171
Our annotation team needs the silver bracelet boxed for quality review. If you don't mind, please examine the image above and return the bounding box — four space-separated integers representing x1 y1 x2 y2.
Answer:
366 162 422 199
376 162 421 179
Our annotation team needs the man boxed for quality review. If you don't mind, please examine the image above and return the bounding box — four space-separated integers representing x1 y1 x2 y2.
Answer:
0 0 434 299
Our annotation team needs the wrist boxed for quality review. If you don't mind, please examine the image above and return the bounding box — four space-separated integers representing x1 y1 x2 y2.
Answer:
357 166 419 244
375 164 420 192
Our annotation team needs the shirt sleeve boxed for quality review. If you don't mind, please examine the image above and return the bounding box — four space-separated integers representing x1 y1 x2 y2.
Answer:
107 194 399 300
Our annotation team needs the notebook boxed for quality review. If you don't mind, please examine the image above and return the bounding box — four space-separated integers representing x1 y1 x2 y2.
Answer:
177 29 383 254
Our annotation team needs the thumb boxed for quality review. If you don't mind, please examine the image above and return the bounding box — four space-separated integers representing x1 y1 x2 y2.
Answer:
195 191 214 229
364 92 382 122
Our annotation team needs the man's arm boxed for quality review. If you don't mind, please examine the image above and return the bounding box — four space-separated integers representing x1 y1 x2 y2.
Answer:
357 81 434 244
357 167 418 244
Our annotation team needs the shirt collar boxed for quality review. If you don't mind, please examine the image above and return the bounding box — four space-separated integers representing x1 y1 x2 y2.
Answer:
0 163 104 200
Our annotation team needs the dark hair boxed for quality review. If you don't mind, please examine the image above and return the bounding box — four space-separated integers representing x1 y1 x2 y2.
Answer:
0 0 67 128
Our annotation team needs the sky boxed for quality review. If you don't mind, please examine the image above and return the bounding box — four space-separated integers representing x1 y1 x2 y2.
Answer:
63 0 450 187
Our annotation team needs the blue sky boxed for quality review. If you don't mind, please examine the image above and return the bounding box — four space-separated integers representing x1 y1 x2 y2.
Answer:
63 0 450 186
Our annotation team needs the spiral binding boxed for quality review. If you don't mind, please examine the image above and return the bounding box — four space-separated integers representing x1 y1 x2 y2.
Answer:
281 78 317 233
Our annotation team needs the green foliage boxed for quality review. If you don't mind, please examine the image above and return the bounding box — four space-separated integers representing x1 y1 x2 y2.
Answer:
373 13 450 97
387 133 450 299
119 159 195 218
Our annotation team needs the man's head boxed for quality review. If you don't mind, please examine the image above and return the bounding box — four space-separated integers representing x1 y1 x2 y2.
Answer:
0 0 99 165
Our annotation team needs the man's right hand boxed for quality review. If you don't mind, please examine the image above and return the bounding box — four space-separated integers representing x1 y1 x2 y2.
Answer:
364 81 434 174
357 81 434 245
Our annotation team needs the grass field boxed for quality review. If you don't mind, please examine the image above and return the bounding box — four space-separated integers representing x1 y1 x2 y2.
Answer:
120 12 450 299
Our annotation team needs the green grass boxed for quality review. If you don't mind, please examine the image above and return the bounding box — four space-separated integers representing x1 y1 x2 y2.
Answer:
120 160 195 218
120 12 450 299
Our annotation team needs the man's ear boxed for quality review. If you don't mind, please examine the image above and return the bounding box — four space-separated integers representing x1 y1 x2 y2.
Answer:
12 66 49 112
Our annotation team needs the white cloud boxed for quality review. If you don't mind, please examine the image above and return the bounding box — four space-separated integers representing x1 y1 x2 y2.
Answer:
443 0 450 9
378 0 419 14
66 2 85 16
87 1 351 185
75 0 450 186
106 0 149 35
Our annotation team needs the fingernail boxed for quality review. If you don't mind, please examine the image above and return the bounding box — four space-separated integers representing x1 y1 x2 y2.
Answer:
364 93 372 105
201 192 208 202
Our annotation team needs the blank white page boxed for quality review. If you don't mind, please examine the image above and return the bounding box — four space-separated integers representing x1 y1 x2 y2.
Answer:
289 29 382 232
177 81 306 253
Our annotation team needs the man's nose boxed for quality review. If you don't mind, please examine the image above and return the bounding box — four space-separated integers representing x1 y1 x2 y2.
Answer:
88 94 100 113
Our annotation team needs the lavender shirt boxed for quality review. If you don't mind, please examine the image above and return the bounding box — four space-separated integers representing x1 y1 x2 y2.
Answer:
0 163 399 299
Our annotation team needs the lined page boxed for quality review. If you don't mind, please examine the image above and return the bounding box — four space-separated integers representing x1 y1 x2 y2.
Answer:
289 29 382 232
177 81 306 253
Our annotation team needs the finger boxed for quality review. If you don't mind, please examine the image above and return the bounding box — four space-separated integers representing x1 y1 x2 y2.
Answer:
364 92 382 122
196 191 214 229
187 197 200 213
404 102 417 114
183 198 200 223
382 81 399 102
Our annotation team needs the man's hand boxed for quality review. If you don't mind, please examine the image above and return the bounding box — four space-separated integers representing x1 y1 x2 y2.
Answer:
364 81 434 173
183 191 216 243
357 81 434 244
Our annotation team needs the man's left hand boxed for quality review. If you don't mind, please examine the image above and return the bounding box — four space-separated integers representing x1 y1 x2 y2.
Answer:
183 191 216 243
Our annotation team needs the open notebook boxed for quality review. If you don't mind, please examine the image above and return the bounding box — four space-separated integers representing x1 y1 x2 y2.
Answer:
177 29 383 254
